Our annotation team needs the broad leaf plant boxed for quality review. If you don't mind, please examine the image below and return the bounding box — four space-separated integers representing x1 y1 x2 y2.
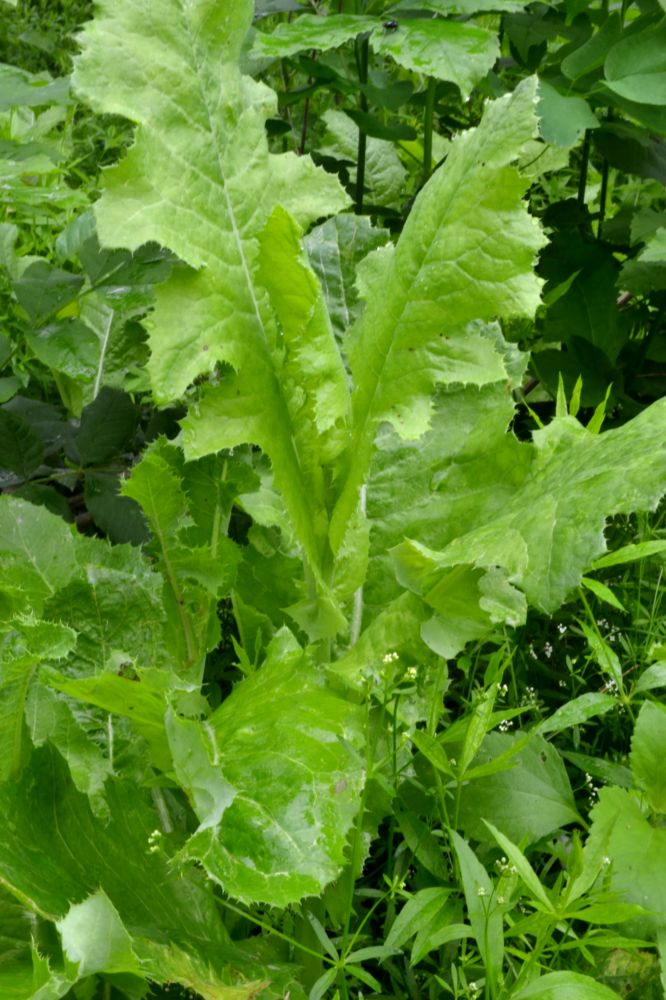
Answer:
1 1 665 997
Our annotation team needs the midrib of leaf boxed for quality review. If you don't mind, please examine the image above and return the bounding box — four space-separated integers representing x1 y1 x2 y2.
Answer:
92 306 113 400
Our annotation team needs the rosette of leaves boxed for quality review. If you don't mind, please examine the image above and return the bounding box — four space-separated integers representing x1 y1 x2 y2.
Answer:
0 0 665 995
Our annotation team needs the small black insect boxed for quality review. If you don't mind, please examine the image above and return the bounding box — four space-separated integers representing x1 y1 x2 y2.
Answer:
383 19 399 30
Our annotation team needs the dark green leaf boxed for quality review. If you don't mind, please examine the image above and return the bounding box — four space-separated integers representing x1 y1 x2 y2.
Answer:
12 261 83 324
0 409 44 478
76 387 138 464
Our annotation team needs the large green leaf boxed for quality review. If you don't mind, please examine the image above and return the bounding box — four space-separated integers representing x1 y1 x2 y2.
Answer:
456 733 579 844
168 632 365 906
329 78 545 550
251 14 500 96
604 23 666 106
630 701 666 814
376 394 666 653
73 0 350 585
585 785 666 939
0 746 270 997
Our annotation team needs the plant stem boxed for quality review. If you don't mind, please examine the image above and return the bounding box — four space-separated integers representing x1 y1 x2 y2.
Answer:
355 34 370 213
577 130 591 208
597 157 609 239
422 77 436 186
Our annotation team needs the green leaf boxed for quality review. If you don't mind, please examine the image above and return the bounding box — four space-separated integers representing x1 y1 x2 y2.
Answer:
630 701 666 814
168 635 365 906
385 887 452 950
74 0 350 591
41 669 172 773
512 970 626 999
586 785 666 937
537 80 599 146
450 830 504 995
0 617 76 783
330 78 545 550
370 19 500 98
25 684 112 817
320 110 408 211
457 732 579 845
250 14 374 60
605 23 666 106
483 821 554 911
304 214 389 338
25 320 100 384
84 471 149 545
377 398 666 642
537 692 617 736
395 802 448 880
591 539 666 571
121 441 223 674
561 13 622 80
75 387 138 464
12 261 83 324
0 409 45 479
634 662 666 694
581 577 627 612
256 206 350 468
57 891 141 978
0 746 269 997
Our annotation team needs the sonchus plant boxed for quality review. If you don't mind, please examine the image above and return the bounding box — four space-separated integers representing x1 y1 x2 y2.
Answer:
0 1 665 997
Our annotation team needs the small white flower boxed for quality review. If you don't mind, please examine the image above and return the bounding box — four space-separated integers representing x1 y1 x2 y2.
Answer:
476 886 486 897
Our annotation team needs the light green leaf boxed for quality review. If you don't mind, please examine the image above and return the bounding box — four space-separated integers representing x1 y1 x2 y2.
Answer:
579 622 623 692
168 636 365 905
512 971 625 999
304 214 389 338
330 78 545 550
385 887 452 951
586 785 666 937
537 692 617 736
370 396 666 645
41 669 172 773
25 684 112 817
370 18 500 98
581 576 626 612
252 14 500 97
57 891 141 978
450 830 504 995
122 440 229 673
457 732 579 845
483 821 554 911
74 0 350 590
631 701 666 814
634 662 666 693
604 24 666 106
392 0 525 11
538 80 599 146
256 206 350 466
0 617 76 783
250 14 374 60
